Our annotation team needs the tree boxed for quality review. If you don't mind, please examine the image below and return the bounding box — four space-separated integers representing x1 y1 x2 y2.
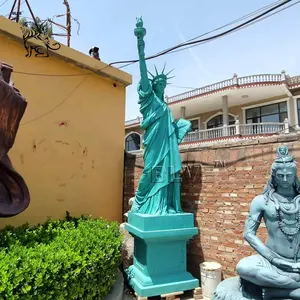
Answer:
19 16 53 37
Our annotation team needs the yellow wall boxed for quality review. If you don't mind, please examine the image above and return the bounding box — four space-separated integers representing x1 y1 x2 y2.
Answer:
0 33 129 228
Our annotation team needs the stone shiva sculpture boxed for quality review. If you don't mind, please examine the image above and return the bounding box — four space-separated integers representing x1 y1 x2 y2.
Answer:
0 63 30 217
213 145 300 300
131 16 192 215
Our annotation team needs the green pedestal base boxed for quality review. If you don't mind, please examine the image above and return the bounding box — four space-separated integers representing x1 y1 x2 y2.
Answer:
125 212 199 297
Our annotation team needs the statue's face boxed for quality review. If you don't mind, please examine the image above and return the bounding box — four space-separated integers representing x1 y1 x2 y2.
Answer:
275 167 296 189
153 80 166 96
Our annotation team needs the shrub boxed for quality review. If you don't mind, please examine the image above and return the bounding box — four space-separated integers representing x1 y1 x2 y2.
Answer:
0 213 123 299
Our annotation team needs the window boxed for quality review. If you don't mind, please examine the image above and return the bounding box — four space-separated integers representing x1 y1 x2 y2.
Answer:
246 101 287 124
125 133 141 152
297 98 300 126
207 114 235 129
190 119 199 132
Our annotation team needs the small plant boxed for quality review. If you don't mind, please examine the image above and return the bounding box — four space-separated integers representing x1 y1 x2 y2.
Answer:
0 212 123 299
19 16 53 38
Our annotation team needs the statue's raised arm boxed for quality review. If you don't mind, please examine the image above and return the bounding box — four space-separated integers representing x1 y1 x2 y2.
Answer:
134 16 150 92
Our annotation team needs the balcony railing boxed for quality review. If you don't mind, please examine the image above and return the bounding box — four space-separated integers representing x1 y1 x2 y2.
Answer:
165 72 293 104
125 116 143 126
239 123 284 135
182 119 289 144
289 75 300 86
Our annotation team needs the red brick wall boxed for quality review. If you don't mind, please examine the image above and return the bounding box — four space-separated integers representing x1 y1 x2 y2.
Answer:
123 134 300 279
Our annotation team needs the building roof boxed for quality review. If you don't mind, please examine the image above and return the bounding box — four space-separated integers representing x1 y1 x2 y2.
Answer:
0 16 132 86
165 72 300 105
125 71 300 127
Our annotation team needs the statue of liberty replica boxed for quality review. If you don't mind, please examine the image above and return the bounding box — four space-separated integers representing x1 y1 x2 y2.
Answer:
125 17 199 299
130 16 191 215
214 145 300 300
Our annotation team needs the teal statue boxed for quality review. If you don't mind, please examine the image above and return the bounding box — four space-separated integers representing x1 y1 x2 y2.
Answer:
131 16 191 215
214 145 300 300
125 17 199 298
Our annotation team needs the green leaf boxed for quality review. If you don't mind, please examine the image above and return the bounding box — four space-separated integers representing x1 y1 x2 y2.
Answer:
0 214 122 299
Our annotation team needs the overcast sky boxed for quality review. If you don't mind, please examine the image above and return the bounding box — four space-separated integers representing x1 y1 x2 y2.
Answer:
1 0 300 120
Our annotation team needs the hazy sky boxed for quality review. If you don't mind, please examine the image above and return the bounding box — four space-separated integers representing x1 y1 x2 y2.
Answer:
1 0 299 120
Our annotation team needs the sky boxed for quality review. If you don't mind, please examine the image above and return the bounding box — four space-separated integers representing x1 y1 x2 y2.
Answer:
1 0 300 121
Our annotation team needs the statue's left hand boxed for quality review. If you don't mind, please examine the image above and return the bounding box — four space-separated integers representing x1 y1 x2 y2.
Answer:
273 258 297 272
292 262 300 273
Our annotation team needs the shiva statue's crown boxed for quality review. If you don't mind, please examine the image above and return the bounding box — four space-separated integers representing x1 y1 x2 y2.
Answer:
148 64 175 85
275 145 295 164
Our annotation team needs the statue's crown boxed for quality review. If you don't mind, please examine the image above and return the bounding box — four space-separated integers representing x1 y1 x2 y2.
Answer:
275 145 295 163
148 64 175 85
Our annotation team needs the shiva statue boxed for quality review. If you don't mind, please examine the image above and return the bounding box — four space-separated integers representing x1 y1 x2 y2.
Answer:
130 17 191 215
214 145 300 300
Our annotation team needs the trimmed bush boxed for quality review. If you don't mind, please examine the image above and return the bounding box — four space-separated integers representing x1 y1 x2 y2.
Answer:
0 214 123 299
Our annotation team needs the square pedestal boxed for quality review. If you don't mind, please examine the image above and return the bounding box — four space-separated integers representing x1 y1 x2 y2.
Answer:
125 212 199 297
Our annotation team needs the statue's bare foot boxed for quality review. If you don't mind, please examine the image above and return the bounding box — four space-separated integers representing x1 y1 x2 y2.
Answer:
262 288 274 300
262 287 300 300
167 207 176 214
262 288 289 300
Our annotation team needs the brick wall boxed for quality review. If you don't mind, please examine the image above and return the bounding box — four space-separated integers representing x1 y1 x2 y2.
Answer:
123 133 300 279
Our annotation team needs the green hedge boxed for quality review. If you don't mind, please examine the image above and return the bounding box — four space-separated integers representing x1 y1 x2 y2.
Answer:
0 213 123 300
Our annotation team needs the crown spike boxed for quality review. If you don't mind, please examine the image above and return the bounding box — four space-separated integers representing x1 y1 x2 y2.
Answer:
154 65 159 75
167 76 175 80
147 70 155 78
162 63 166 74
166 68 175 76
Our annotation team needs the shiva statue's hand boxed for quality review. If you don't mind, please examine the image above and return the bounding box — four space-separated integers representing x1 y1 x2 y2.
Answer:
273 258 298 272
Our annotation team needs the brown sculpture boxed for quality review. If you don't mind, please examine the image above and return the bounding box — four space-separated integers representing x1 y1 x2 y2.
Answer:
0 62 30 217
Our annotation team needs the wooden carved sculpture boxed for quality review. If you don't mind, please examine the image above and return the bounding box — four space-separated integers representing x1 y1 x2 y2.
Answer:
0 62 30 217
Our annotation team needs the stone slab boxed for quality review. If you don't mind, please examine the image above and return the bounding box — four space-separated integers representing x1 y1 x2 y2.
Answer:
126 213 198 240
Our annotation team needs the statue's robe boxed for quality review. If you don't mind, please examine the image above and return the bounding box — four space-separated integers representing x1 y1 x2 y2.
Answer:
131 81 191 215
0 77 30 217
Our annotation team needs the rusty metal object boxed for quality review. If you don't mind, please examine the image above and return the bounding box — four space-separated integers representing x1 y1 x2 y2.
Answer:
0 63 30 217
0 63 13 84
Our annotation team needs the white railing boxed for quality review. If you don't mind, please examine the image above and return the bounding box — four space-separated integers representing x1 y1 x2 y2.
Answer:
125 117 143 126
183 124 236 142
237 74 282 84
239 123 285 136
166 78 235 103
289 75 300 86
182 119 289 144
166 72 287 104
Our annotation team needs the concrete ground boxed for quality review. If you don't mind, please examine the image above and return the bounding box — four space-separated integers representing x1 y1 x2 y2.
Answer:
123 290 196 300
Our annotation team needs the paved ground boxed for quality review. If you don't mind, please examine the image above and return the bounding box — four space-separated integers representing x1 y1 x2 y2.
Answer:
123 290 196 300
123 294 135 300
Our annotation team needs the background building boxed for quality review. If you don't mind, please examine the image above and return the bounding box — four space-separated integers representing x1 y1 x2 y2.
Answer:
125 71 300 151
